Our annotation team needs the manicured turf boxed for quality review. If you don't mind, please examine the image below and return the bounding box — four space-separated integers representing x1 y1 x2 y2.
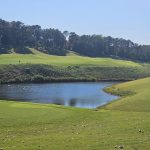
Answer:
104 77 150 112
0 48 141 67
0 78 150 150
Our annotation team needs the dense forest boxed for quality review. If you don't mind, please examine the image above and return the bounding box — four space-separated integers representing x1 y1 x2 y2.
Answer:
0 19 150 62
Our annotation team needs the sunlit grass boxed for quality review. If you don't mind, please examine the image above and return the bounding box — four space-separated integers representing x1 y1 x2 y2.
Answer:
0 78 150 149
104 77 150 112
0 48 141 67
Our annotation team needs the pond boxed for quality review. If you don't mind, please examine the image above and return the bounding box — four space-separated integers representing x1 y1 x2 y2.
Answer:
0 82 119 108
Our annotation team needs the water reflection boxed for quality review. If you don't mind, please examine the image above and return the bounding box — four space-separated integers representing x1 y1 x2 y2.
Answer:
53 98 65 105
68 98 77 106
0 82 119 108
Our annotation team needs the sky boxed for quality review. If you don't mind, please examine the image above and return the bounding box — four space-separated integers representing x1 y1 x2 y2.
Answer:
0 0 150 45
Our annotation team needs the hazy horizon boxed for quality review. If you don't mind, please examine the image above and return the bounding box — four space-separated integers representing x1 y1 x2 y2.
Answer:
0 0 150 45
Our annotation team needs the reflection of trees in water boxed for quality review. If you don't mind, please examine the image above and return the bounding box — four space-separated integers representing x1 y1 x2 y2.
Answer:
69 98 77 106
54 98 65 105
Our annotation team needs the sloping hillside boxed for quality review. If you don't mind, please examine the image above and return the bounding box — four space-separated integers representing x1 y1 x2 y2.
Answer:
0 48 142 67
104 77 150 112
0 48 150 83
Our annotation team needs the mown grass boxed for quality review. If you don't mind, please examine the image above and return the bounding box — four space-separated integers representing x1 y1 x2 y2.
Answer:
104 77 150 112
0 48 141 67
0 78 150 150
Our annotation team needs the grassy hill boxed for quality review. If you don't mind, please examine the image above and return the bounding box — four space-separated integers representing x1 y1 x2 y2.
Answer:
0 48 141 67
104 77 150 112
0 78 150 150
0 48 150 83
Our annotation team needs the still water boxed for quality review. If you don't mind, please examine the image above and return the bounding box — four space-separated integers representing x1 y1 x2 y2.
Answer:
0 82 118 108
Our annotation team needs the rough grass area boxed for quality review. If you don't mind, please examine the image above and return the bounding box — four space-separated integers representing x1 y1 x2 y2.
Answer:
0 78 150 150
0 64 150 83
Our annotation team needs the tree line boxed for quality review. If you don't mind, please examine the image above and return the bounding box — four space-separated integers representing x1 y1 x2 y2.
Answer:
0 19 66 55
0 19 150 62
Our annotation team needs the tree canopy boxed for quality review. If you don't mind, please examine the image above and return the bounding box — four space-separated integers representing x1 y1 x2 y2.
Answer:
0 19 150 62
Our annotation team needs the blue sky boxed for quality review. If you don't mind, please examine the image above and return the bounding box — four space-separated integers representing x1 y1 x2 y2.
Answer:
0 0 150 44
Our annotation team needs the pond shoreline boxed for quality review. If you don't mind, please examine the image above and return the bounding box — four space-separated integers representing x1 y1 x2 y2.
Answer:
0 78 131 84
0 82 119 109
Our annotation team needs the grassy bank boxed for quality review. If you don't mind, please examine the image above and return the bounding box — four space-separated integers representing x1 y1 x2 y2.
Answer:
1 64 150 83
104 77 150 112
0 78 150 150
0 48 150 83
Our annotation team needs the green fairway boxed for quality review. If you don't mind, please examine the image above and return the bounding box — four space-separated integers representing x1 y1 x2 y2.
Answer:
104 77 150 112
0 78 150 150
0 48 141 67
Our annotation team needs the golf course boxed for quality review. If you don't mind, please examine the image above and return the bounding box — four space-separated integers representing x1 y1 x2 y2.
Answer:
1 1 150 149
0 51 150 150
0 48 142 66
0 77 150 150
0 49 150 84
